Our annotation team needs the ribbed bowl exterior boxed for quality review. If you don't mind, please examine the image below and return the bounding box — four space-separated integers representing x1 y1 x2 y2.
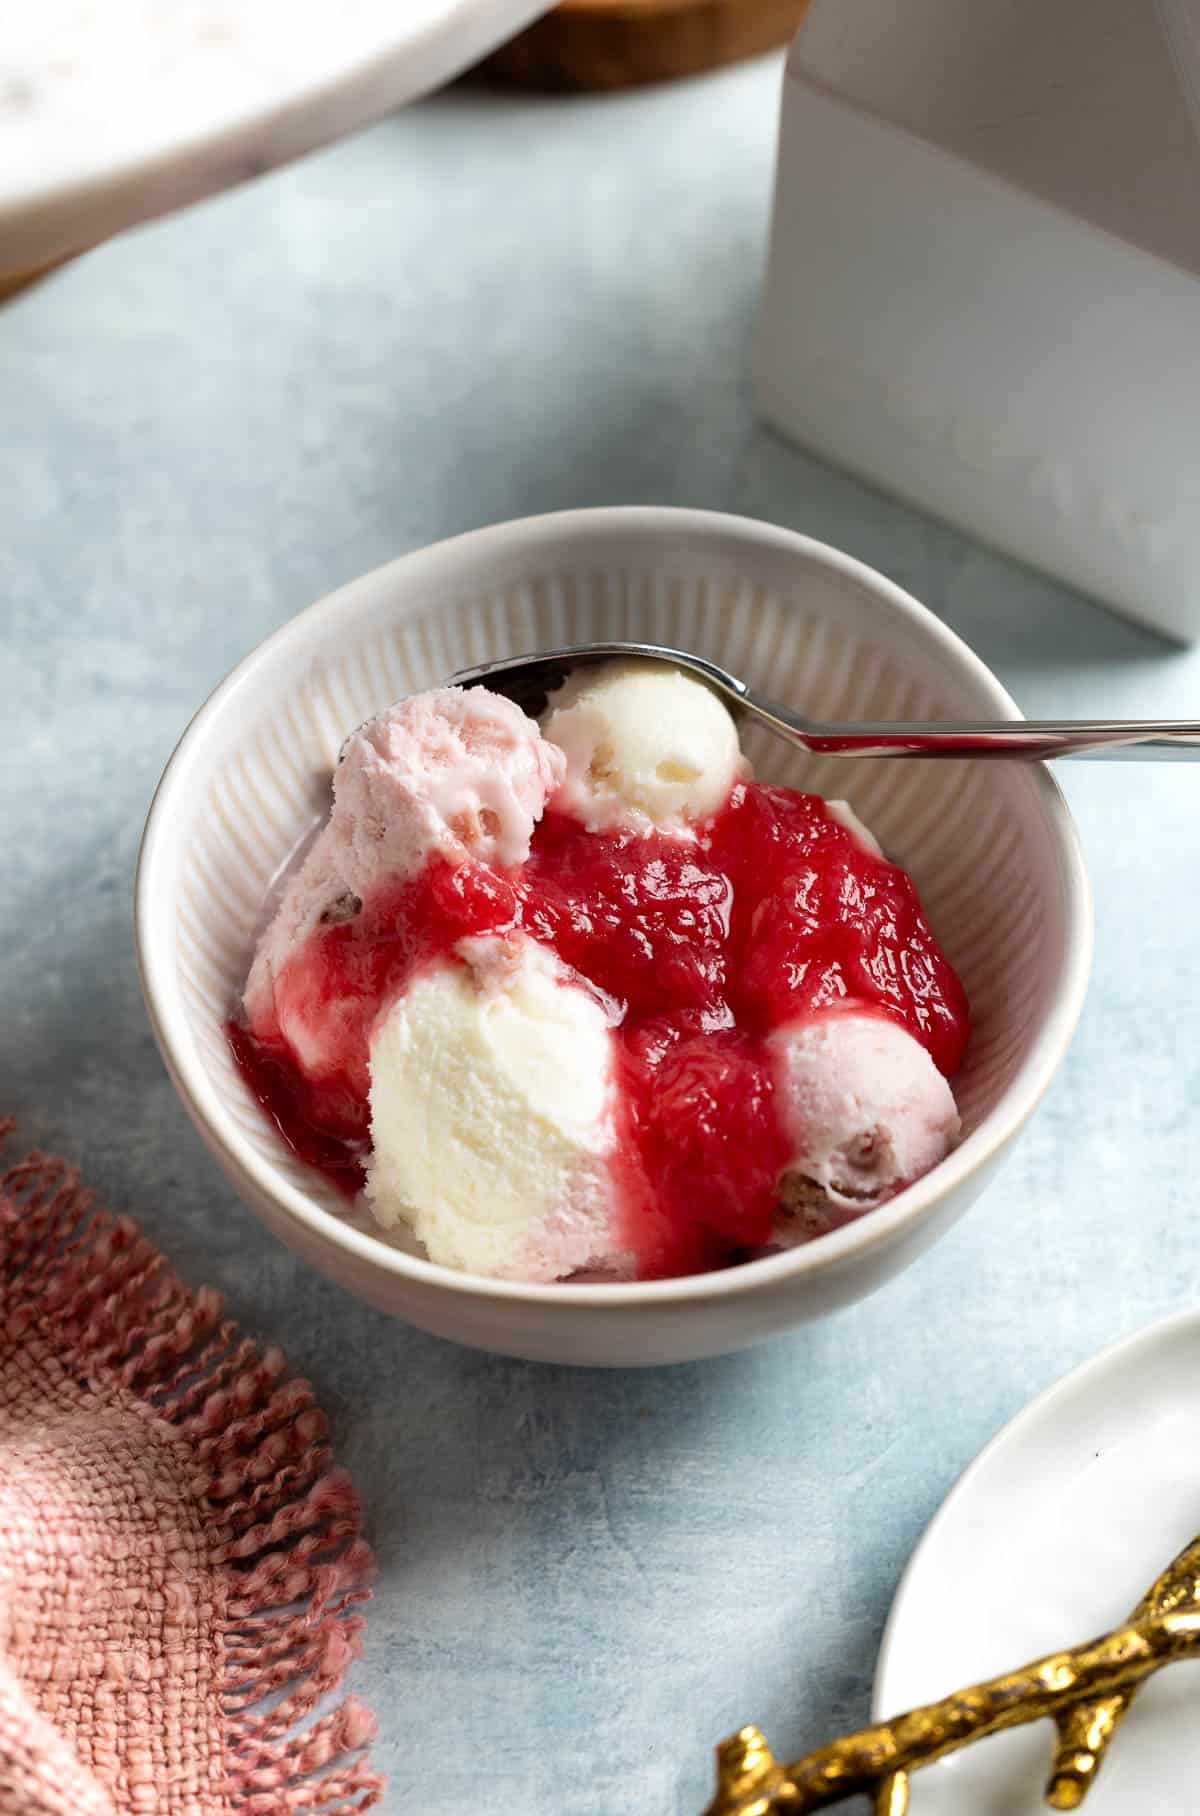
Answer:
138 510 1091 1364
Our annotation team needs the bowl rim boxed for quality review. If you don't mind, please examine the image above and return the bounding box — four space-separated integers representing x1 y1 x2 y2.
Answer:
135 505 1094 1309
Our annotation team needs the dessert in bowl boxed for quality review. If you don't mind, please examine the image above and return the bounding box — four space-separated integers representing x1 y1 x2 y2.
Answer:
230 659 968 1283
136 508 1092 1365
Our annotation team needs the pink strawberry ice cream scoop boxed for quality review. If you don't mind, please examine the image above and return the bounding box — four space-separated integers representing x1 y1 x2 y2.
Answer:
244 687 564 1035
334 687 564 889
769 1007 960 1237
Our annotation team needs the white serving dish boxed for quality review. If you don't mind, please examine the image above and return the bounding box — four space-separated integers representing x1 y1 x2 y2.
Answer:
877 1309 1200 1811
755 0 1200 642
1 0 550 275
136 507 1092 1366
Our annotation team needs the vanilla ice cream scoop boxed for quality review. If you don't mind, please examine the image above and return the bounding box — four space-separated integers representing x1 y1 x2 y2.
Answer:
366 938 627 1281
245 686 564 1034
770 1010 960 1222
541 659 745 833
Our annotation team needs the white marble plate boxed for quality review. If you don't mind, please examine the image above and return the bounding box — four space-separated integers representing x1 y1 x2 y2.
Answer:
875 1309 1200 1812
1 0 550 273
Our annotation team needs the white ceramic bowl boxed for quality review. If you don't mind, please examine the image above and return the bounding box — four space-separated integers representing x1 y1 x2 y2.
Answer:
136 508 1092 1366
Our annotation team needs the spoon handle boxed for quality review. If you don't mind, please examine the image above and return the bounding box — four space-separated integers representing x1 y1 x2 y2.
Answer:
753 707 1200 760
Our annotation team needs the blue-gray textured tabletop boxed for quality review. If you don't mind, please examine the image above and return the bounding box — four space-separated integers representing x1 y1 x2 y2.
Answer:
4 53 1198 1816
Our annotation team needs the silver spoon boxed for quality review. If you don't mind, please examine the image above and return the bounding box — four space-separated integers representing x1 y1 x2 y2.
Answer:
444 641 1200 760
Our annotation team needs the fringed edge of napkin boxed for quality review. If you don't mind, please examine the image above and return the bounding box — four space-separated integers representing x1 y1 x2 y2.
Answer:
0 1128 384 1816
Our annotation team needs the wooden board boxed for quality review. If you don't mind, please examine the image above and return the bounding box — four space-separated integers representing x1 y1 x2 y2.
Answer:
481 0 809 91
0 256 72 303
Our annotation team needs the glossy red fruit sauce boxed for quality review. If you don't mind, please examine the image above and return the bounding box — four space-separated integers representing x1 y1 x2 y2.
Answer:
230 785 969 1277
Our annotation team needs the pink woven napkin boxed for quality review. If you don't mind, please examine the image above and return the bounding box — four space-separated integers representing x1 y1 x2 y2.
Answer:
0 1131 383 1815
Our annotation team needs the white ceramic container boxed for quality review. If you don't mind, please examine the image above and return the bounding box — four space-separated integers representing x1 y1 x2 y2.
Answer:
755 0 1200 641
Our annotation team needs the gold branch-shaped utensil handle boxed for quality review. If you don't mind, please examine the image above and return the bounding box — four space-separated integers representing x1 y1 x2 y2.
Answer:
703 1533 1200 1815
1043 1531 1200 1809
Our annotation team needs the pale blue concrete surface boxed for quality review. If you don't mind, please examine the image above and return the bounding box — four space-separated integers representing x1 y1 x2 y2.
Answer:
3 53 1200 1816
